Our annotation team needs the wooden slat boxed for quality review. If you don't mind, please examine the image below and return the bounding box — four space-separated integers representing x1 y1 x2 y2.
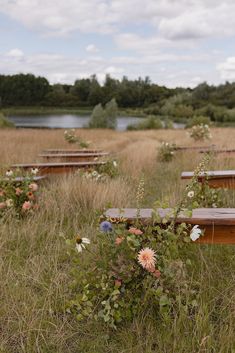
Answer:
12 162 105 175
105 208 235 244
199 148 235 154
181 170 235 189
174 144 216 151
42 149 104 154
39 152 108 162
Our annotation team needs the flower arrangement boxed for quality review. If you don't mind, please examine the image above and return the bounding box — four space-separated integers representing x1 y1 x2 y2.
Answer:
64 129 90 148
66 158 216 328
188 124 212 141
158 142 177 162
0 169 39 217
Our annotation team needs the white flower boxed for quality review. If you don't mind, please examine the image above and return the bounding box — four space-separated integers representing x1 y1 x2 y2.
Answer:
6 199 13 207
75 236 90 253
190 225 202 241
113 160 117 167
187 191 194 198
92 171 98 177
31 168 39 175
6 170 13 177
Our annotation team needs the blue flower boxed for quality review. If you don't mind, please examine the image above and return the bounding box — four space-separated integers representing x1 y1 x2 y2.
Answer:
100 221 113 233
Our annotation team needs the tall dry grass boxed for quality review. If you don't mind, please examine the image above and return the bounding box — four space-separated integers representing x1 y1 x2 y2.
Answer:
0 127 235 352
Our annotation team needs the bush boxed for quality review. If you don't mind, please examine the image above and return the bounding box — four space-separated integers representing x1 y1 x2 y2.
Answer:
158 142 177 162
186 115 211 128
188 124 212 141
89 99 118 129
127 115 163 130
0 113 15 128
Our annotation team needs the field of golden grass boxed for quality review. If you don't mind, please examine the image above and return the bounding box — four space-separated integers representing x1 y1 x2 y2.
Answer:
0 128 235 353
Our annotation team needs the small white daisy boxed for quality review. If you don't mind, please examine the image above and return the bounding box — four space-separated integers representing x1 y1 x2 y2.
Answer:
31 168 39 175
190 225 202 241
187 191 195 198
75 236 90 253
6 170 13 177
113 160 117 167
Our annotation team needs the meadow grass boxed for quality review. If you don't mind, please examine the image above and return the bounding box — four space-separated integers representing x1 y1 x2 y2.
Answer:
0 128 235 352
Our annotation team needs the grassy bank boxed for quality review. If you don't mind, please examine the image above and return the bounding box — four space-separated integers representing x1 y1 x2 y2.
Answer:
0 128 235 352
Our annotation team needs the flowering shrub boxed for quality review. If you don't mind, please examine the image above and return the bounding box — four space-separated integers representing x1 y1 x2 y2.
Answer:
158 142 177 162
0 169 39 217
77 159 119 181
64 129 90 148
188 124 212 141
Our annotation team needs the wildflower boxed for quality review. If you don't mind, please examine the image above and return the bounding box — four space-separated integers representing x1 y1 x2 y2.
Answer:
113 160 117 167
31 168 39 175
114 279 122 287
100 221 113 233
75 236 90 253
153 269 161 278
27 192 35 200
129 227 143 235
190 225 202 241
15 188 23 196
6 169 13 177
92 171 98 178
187 191 194 198
0 202 6 209
29 183 38 192
0 189 4 197
6 199 13 207
137 248 156 271
22 201 32 211
115 236 124 245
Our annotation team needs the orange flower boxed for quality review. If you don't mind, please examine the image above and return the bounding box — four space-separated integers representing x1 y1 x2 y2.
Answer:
27 192 35 200
29 183 38 192
129 227 143 235
15 188 23 196
115 236 124 245
22 201 32 211
137 248 156 271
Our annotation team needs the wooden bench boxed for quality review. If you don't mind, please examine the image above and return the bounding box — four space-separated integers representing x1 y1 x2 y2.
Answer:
39 152 109 162
181 170 235 189
174 144 216 151
11 162 105 176
42 149 104 154
105 208 235 244
199 148 235 154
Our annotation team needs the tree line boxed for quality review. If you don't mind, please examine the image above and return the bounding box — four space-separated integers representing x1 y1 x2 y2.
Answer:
1 73 235 123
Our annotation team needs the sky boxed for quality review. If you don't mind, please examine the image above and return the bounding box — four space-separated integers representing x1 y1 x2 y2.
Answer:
0 0 235 88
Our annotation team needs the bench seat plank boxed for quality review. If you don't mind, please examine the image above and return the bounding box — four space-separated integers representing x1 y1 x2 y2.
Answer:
105 208 235 244
12 162 105 175
181 170 235 189
39 152 108 162
42 149 104 154
175 145 215 151
199 148 235 154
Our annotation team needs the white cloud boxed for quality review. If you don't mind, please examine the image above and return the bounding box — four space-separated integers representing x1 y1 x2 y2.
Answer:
1 0 235 40
217 57 235 81
6 48 24 58
86 44 99 53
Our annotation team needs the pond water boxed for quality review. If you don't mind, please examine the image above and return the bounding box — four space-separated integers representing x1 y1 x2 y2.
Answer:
8 114 144 131
8 114 185 130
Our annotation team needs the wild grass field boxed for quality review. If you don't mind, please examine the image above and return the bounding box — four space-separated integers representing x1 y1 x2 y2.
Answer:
0 128 235 353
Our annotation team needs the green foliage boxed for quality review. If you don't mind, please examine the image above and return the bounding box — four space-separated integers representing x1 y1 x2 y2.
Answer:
186 115 211 128
158 142 177 162
77 159 119 180
127 115 163 130
89 99 118 129
188 124 212 141
0 112 15 128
